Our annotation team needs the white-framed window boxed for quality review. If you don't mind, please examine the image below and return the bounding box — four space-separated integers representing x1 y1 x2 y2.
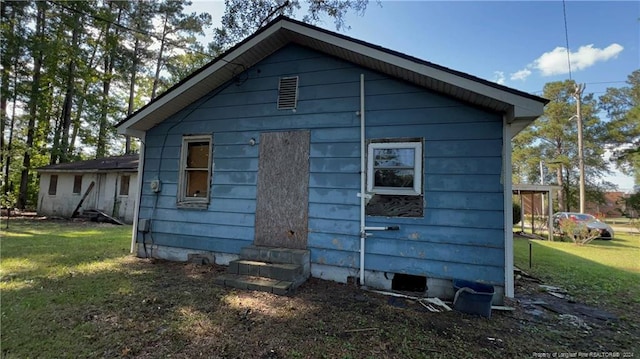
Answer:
367 141 422 196
177 135 213 208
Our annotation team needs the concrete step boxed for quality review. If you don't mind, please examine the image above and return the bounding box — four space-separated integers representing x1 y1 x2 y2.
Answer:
214 274 294 295
229 260 304 282
216 245 311 295
240 245 310 266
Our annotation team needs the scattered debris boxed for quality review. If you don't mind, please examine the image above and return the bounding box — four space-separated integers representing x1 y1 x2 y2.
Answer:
539 285 567 294
419 297 452 312
87 209 124 225
369 289 421 300
559 314 592 330
548 292 566 299
514 267 542 283
491 306 515 311
368 289 452 312
518 293 618 323
418 300 440 312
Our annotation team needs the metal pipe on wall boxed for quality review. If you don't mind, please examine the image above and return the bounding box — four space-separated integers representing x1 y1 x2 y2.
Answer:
359 73 366 286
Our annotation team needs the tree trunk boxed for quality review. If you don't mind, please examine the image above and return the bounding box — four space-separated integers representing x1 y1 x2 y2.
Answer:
57 18 79 164
97 59 112 158
556 167 565 211
17 1 46 209
151 15 169 100
0 1 8 155
125 35 140 154
0 0 12 184
3 58 19 200
96 6 122 158
69 30 102 156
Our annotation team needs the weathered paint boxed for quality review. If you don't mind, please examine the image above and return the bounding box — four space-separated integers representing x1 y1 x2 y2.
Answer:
137 44 505 287
37 172 138 223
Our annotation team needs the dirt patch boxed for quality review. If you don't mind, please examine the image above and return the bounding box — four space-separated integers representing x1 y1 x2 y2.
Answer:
118 259 639 358
2 219 638 358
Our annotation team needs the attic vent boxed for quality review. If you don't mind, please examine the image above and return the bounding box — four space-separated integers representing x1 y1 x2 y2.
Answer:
277 76 298 110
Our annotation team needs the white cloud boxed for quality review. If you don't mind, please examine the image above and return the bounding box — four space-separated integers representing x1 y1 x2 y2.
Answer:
510 68 532 81
492 71 505 85
534 43 623 76
509 43 624 81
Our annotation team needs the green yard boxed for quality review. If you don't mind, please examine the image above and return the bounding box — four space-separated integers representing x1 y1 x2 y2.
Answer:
2 219 638 358
514 233 640 314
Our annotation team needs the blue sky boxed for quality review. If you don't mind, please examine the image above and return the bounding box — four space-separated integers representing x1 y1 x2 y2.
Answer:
189 1 639 190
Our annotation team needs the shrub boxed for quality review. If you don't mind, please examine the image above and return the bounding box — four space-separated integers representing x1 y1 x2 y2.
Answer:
558 218 600 245
513 202 521 225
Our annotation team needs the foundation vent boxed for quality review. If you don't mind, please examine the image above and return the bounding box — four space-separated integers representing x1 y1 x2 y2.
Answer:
277 76 298 110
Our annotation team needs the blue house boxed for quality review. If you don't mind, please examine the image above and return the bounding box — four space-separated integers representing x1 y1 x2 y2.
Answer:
116 17 547 302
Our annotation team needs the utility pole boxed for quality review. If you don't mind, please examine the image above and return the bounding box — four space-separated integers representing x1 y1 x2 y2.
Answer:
539 160 545 216
574 83 586 213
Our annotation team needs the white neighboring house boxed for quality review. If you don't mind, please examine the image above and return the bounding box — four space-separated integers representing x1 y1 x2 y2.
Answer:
36 155 139 223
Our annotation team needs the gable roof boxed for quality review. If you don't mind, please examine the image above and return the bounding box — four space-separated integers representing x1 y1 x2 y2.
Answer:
37 154 139 173
116 16 548 138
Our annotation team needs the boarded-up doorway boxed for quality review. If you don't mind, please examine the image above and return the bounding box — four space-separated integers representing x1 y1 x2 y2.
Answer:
255 131 310 249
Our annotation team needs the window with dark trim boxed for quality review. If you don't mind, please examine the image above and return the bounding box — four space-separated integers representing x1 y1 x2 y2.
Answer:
177 135 213 208
119 175 130 196
73 175 82 194
48 175 58 195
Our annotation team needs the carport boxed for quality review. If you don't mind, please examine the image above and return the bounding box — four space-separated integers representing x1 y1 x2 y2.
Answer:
513 184 561 240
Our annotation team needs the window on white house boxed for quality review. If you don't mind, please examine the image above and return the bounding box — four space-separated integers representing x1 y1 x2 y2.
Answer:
73 175 82 194
177 135 212 208
119 175 130 196
367 141 422 196
48 175 58 195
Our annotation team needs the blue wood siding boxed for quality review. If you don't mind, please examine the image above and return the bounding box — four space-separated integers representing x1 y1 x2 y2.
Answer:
139 44 505 285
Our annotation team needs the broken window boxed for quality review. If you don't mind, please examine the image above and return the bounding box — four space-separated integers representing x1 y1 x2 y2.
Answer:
366 139 424 217
73 175 82 194
119 175 130 196
177 135 212 208
48 175 58 195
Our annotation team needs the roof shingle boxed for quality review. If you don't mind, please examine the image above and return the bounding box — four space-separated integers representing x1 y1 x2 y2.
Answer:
37 154 138 173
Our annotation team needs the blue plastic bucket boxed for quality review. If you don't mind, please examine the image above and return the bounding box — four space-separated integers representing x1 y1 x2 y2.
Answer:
452 279 495 318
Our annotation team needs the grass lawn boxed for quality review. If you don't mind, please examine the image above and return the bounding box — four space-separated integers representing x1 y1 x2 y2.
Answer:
514 233 640 315
1 220 134 357
2 219 639 358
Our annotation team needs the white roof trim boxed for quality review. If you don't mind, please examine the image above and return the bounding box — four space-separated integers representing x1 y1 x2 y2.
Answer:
281 21 545 121
117 23 286 136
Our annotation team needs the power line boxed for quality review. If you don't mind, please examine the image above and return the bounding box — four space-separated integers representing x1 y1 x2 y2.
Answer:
584 81 627 85
562 0 572 80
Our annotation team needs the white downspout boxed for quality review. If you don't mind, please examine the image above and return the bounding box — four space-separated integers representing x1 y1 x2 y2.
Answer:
503 116 515 298
359 74 367 286
130 137 146 254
